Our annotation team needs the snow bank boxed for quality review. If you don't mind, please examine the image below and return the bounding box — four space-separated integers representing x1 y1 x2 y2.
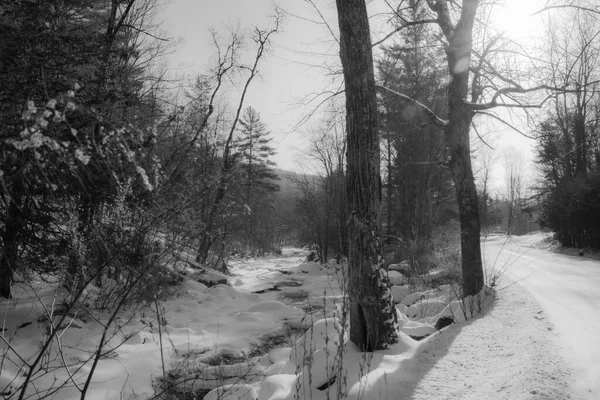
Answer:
204 384 258 400
407 298 447 319
436 287 495 323
0 264 310 399
258 329 417 400
289 317 344 367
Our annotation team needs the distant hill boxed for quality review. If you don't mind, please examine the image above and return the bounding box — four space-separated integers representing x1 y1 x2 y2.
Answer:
273 169 319 199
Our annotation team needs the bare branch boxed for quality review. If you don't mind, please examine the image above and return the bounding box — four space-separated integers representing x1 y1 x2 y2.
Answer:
289 87 345 134
475 110 537 139
467 84 561 110
376 84 448 127
372 19 438 47
120 23 170 41
531 4 600 17
305 0 339 44
222 19 281 166
471 121 494 149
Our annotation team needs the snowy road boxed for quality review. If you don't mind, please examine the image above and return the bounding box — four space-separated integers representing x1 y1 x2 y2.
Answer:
483 235 600 399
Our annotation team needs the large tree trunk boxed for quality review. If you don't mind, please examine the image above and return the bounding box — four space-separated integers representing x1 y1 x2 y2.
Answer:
444 0 484 297
0 178 24 299
446 115 484 296
335 0 398 351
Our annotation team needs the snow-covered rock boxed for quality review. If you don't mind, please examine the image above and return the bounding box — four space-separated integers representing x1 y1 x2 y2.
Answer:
396 303 408 315
302 348 339 388
388 270 405 285
400 291 425 306
208 284 239 298
436 287 495 323
246 300 306 329
273 279 303 288
204 384 258 400
391 285 411 303
399 320 437 338
290 317 344 367
258 375 297 400
280 287 310 300
389 260 411 274
297 262 324 275
396 307 410 328
247 300 288 313
406 299 447 319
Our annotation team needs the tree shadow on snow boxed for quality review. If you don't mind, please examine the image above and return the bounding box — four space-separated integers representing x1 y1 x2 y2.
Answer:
349 298 498 400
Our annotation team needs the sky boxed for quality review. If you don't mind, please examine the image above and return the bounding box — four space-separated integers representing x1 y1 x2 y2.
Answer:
158 0 549 191
158 0 342 172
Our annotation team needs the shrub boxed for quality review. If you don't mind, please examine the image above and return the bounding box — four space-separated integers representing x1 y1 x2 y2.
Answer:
541 171 600 248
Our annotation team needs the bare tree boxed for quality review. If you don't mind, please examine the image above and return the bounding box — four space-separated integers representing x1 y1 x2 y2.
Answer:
378 0 485 296
545 7 600 178
474 141 498 229
335 0 398 351
195 18 280 263
374 0 575 296
502 147 527 234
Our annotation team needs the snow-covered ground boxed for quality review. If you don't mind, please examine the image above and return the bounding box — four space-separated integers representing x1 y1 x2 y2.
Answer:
1 237 596 399
484 232 600 399
0 248 313 399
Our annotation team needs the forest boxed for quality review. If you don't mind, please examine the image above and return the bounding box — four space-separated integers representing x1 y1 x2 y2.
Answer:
0 0 599 399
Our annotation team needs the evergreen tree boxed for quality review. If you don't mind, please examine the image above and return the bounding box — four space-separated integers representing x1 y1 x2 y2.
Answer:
235 106 279 253
377 3 453 270
236 106 279 198
0 0 159 297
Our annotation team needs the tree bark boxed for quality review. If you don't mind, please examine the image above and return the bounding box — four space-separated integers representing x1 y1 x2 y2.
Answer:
442 0 484 297
335 0 398 351
0 176 24 299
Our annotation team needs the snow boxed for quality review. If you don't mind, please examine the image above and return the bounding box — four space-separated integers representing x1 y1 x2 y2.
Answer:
406 298 447 319
391 285 411 303
400 291 426 306
407 279 571 400
205 383 258 400
1 240 594 399
289 317 344 367
387 270 405 285
0 251 314 399
485 232 600 399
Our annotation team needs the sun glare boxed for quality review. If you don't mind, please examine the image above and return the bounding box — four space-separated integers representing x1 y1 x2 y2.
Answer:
492 0 543 39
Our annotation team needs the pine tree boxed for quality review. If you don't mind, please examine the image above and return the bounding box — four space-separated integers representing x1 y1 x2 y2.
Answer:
236 106 278 198
235 106 279 253
377 3 452 268
0 0 158 297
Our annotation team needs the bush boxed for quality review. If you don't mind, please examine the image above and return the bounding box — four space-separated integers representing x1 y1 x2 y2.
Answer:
424 221 462 284
541 171 600 248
